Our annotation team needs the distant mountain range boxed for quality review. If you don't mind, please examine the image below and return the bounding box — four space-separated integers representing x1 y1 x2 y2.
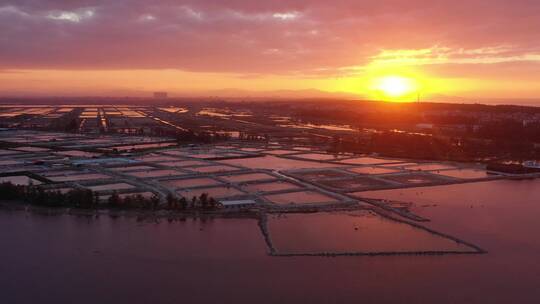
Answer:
1 88 538 106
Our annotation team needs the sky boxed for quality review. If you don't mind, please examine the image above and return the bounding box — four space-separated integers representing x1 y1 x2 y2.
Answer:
1 0 540 101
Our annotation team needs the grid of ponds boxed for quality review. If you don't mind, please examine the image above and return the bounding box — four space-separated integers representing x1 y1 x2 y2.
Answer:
0 129 504 209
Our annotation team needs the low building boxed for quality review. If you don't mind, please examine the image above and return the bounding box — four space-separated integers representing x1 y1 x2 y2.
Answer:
523 160 540 169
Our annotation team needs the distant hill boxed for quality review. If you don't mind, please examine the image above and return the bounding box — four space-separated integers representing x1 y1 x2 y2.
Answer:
174 88 363 100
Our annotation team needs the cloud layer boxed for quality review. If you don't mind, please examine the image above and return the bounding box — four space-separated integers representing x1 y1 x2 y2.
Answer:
0 0 539 75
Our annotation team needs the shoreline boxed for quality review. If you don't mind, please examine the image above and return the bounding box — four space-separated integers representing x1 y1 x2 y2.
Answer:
0 200 261 221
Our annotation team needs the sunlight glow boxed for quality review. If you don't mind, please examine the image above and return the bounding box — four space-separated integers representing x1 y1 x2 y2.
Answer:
376 76 414 97
365 75 421 102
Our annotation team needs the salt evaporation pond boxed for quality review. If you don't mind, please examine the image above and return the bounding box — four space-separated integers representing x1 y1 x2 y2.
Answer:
109 165 156 172
338 157 403 165
87 183 135 192
294 153 348 161
437 168 491 179
347 166 401 175
161 177 221 188
220 155 346 170
221 172 276 183
126 169 184 178
264 191 339 205
187 165 239 173
0 175 42 186
243 181 301 193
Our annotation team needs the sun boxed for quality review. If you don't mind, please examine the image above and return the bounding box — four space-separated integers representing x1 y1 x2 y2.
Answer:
331 68 429 102
375 76 415 98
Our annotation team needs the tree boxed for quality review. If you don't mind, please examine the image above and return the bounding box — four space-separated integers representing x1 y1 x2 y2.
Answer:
166 193 178 210
199 193 209 209
179 197 187 210
94 191 100 206
150 194 160 210
208 197 218 210
108 191 121 208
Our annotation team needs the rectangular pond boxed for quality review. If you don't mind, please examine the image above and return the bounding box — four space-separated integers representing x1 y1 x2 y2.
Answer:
267 211 478 255
220 155 346 171
436 168 492 179
220 173 277 183
161 177 221 189
160 160 209 167
380 172 451 185
337 157 404 165
87 183 136 192
318 176 393 191
0 175 43 186
243 181 302 193
136 155 180 162
187 165 239 174
126 169 184 178
109 165 156 172
348 166 402 175
49 173 111 182
294 153 348 161
178 186 245 199
405 163 458 171
263 191 340 205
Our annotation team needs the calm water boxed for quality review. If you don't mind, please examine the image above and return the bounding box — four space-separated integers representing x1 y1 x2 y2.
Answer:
267 211 475 254
2 179 540 303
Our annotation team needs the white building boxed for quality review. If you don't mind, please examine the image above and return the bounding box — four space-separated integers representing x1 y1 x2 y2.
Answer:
523 160 540 169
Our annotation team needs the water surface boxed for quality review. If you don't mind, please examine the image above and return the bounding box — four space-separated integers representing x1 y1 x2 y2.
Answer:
2 179 540 303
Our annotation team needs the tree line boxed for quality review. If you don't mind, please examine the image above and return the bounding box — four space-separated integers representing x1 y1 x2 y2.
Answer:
0 182 219 211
